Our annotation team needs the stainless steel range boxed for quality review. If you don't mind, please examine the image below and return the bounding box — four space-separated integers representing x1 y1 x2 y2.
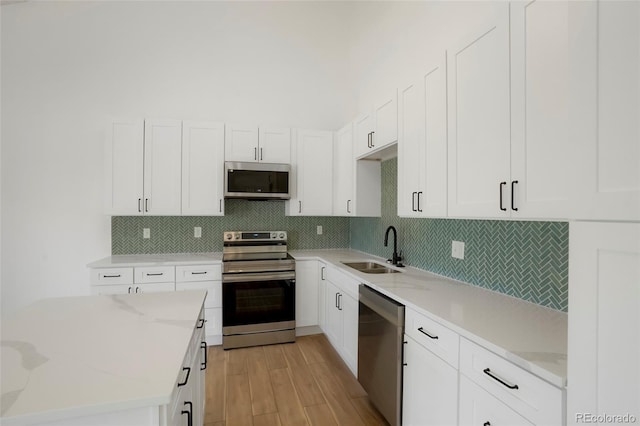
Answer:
222 231 296 350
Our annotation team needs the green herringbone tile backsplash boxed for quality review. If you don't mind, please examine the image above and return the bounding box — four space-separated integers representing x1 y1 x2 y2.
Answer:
112 158 568 311
350 158 568 311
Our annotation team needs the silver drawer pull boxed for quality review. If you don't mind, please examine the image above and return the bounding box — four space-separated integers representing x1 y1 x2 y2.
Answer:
103 274 121 278
483 368 519 390
417 327 438 339
191 271 208 275
146 273 164 276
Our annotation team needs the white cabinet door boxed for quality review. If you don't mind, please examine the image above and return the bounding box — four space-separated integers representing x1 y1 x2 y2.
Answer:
403 336 458 426
398 54 447 218
510 0 572 219
570 1 640 221
143 119 183 215
288 129 333 216
340 291 358 376
317 262 327 332
258 127 291 164
567 222 640 425
333 123 355 216
324 279 343 349
459 375 533 426
181 121 225 216
295 260 319 328
105 119 144 215
225 124 259 162
447 3 511 218
372 91 398 152
353 112 374 159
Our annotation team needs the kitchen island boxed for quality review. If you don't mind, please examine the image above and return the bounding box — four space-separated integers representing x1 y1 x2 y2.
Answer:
1 290 207 426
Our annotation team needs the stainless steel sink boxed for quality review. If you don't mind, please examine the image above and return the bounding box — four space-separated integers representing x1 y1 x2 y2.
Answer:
342 261 401 274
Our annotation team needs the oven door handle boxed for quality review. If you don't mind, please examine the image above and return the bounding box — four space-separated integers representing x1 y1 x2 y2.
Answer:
223 271 295 283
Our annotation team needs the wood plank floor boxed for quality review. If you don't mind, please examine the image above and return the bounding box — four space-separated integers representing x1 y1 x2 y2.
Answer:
203 334 389 426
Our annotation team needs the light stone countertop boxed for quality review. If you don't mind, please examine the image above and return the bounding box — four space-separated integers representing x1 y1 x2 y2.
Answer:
0 290 207 426
290 249 568 388
87 253 223 268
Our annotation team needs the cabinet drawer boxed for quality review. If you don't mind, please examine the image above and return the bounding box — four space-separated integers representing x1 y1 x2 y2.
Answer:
176 264 221 282
459 375 533 426
90 268 133 285
459 338 563 425
134 266 175 283
406 308 460 368
326 266 360 298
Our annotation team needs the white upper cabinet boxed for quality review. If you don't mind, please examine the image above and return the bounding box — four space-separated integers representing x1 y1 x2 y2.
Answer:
510 0 572 219
354 90 398 159
333 123 381 217
143 120 184 215
105 119 182 216
567 222 640 425
224 124 259 162
105 119 145 215
225 124 291 163
570 0 640 221
333 123 355 216
181 121 225 216
398 53 448 218
258 127 291 164
447 3 511 218
286 129 333 216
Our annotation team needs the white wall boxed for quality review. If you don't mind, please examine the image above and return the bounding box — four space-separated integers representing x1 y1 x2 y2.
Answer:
0 1 355 315
347 1 501 112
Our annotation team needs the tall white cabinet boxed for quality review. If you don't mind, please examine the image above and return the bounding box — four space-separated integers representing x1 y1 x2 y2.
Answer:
287 129 333 216
181 121 225 216
446 3 511 218
570 0 640 222
568 222 640 425
397 53 447 218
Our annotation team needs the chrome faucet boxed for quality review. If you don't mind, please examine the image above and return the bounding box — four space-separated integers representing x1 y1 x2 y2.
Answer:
384 226 404 267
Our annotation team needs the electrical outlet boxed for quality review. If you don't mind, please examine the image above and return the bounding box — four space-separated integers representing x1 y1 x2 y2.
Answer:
317 225 323 235
452 240 465 259
194 227 202 238
143 228 150 239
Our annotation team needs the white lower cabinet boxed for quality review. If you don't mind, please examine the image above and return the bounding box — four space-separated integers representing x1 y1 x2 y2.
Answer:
294 260 319 328
459 375 533 426
90 262 221 346
567 222 640 425
402 335 458 426
459 337 563 425
323 265 359 376
175 264 223 346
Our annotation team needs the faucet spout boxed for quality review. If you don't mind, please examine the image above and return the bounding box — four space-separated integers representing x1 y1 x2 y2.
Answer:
384 226 403 266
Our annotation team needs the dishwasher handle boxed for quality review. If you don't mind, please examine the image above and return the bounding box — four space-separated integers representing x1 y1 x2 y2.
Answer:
359 284 405 327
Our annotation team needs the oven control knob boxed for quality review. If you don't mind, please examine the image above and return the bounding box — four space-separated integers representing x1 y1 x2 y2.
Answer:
271 232 277 239
225 233 232 240
234 233 240 240
278 232 285 239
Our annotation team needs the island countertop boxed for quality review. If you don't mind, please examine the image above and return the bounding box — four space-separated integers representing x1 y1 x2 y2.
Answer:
1 290 207 426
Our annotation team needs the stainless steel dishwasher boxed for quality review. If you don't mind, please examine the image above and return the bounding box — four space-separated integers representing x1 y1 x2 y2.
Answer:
358 284 405 426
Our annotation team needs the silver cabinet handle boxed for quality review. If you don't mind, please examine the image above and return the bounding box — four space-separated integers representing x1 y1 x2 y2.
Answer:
219 199 222 213
298 201 302 213
370 131 375 148
145 198 149 213
135 286 140 293
337 293 343 310
347 200 351 214
138 198 142 213
320 266 326 280
417 191 423 212
260 147 263 161
128 286 132 294
254 147 257 160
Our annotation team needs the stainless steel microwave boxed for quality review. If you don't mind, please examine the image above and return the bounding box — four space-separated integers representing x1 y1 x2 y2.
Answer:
224 161 291 200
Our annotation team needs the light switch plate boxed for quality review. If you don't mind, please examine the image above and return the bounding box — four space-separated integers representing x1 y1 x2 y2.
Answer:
317 225 323 235
143 228 150 239
194 227 202 238
452 240 465 259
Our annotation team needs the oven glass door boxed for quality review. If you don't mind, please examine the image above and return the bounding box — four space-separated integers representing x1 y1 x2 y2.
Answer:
223 278 295 327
